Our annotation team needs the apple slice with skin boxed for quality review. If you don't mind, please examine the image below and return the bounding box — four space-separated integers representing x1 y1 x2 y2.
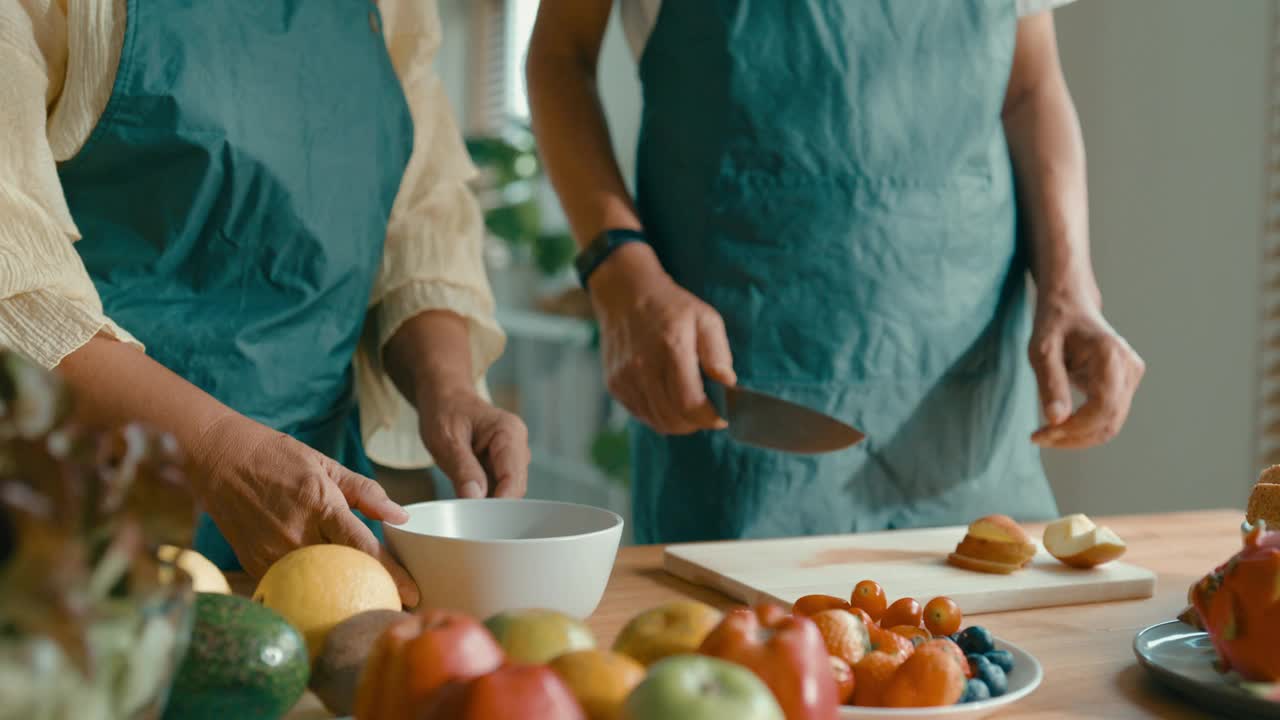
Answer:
1043 514 1127 569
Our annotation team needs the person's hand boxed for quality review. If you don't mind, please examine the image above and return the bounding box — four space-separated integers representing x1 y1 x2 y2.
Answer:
417 387 530 500
1028 292 1145 448
589 243 736 435
192 414 420 606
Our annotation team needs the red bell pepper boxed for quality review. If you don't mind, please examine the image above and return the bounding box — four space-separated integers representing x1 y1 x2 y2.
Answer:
698 603 839 720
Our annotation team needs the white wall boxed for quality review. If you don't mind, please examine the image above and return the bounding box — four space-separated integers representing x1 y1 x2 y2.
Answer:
1044 0 1269 516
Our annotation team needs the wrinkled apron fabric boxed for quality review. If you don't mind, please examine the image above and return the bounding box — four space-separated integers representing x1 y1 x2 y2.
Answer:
60 0 414 569
630 0 1059 543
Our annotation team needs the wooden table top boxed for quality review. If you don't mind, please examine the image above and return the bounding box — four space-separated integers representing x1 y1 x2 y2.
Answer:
272 509 1244 719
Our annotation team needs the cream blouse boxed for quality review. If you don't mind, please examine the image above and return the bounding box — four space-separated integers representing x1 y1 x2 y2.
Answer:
0 0 503 469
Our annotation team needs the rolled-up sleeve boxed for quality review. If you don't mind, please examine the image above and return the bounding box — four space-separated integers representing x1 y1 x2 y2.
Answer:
0 1 141 369
355 0 505 469
1016 0 1078 17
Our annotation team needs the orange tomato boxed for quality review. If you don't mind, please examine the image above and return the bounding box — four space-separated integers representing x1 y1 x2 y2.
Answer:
886 625 932 648
881 598 924 630
881 640 967 708
793 594 852 617
867 624 915 659
852 650 907 707
850 580 888 622
923 596 963 637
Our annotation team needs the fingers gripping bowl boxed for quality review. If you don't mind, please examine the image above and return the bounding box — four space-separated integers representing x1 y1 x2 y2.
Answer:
383 499 624 619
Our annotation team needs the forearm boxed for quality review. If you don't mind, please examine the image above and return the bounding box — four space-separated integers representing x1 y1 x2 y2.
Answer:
526 37 641 248
1002 12 1099 309
383 310 475 411
1004 81 1099 308
55 334 237 483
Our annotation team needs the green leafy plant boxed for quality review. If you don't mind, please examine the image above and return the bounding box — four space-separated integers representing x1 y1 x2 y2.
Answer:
589 427 631 490
0 352 198 676
467 123 576 278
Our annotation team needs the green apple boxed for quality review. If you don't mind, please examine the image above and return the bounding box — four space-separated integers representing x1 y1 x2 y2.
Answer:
483 608 596 664
622 654 784 720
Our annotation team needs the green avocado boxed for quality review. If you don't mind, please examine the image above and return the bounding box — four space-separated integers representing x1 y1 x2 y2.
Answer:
162 592 309 720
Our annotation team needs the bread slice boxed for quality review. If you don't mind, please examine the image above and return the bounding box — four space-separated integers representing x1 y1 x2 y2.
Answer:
1246 482 1280 528
1257 464 1280 485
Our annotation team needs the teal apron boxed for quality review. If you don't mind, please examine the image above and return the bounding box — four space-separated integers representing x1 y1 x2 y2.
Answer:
57 0 414 569
631 0 1059 543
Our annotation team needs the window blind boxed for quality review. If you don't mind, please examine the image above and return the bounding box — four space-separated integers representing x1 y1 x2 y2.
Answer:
1257 4 1280 469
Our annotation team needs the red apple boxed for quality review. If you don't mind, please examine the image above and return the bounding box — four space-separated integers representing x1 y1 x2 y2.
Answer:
415 664 586 720
354 610 505 720
404 610 506 699
698 603 840 720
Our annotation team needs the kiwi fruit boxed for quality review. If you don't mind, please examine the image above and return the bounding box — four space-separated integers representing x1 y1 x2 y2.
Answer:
310 608 410 716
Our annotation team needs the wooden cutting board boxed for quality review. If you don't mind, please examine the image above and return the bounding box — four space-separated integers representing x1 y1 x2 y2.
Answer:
663 524 1157 615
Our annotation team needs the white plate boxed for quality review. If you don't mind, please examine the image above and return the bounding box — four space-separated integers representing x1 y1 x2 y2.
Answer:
839 637 1043 720
1133 620 1280 719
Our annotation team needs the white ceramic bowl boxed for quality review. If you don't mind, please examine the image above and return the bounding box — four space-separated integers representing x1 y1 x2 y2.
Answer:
383 499 624 620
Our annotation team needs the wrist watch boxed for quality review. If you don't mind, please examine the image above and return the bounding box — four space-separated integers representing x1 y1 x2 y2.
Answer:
574 228 648 290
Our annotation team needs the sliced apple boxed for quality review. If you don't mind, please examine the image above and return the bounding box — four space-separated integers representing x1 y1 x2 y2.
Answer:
945 552 1023 575
967 514 1034 544
954 536 1037 567
1042 514 1127 569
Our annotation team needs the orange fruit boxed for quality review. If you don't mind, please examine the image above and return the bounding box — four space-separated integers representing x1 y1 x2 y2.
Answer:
830 655 856 705
881 641 967 707
549 649 645 720
923 596 963 636
935 637 973 678
793 594 851 617
846 607 875 629
852 650 907 707
868 624 915 658
887 625 932 648
851 580 887 622
881 597 923 629
811 609 872 666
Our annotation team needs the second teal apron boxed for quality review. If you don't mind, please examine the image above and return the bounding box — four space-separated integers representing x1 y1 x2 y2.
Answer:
57 0 414 569
631 0 1059 543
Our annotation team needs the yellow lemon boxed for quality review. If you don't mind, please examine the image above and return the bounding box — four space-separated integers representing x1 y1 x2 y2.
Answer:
157 544 231 594
252 544 400 659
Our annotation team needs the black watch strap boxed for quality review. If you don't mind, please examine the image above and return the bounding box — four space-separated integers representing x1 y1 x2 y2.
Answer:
574 228 648 289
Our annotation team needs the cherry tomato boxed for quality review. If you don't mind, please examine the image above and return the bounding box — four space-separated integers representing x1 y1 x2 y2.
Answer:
923 596 963 636
880 597 923 629
793 594 851 617
850 580 888 622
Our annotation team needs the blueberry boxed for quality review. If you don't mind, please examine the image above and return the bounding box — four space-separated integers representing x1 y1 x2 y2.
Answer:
972 658 1008 697
948 632 962 644
961 677 992 704
985 649 1015 673
967 653 993 677
956 626 995 654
